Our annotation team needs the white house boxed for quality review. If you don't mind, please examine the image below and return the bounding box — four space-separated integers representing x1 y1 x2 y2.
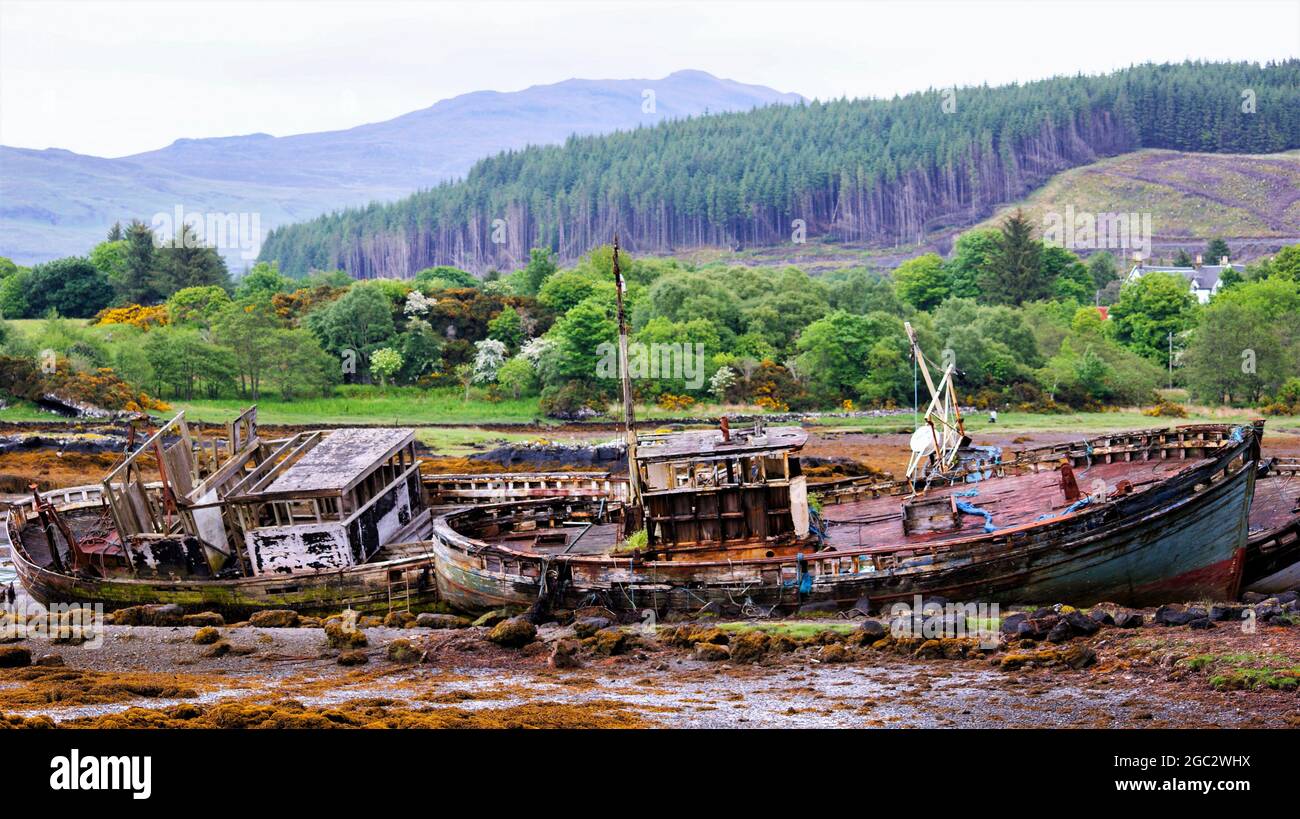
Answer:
1125 255 1240 304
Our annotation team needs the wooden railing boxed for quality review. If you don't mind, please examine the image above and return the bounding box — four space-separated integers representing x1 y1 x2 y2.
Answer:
423 471 629 507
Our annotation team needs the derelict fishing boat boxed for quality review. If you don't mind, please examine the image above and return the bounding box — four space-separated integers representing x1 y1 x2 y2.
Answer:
1243 456 1300 593
4 408 442 618
430 420 1261 615
427 240 1263 615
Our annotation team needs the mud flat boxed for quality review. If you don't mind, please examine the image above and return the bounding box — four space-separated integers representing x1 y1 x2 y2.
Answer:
2 603 1297 729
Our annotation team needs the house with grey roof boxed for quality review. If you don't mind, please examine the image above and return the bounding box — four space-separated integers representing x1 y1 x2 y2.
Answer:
1125 255 1240 304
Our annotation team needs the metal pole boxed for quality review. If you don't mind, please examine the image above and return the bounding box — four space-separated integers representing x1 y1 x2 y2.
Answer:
613 236 640 511
1168 331 1173 390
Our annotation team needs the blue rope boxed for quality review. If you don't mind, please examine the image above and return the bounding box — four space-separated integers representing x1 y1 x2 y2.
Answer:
1037 496 1091 521
955 499 997 533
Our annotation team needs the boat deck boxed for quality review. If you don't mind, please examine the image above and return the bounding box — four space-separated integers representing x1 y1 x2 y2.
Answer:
459 456 1221 559
818 457 1204 552
1250 465 1300 536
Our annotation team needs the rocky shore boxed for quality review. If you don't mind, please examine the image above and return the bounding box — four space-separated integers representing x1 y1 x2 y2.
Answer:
1 591 1297 729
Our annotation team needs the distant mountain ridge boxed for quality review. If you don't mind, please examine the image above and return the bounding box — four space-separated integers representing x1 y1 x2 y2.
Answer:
256 61 1300 279
0 70 803 266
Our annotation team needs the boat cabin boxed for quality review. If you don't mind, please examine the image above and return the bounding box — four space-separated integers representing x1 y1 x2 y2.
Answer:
226 428 428 576
634 423 810 556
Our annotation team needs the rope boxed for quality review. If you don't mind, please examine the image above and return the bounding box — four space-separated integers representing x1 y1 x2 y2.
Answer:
954 500 997 533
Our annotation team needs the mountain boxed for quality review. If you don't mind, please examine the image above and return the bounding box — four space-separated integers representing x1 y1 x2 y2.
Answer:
0 70 803 267
256 61 1300 278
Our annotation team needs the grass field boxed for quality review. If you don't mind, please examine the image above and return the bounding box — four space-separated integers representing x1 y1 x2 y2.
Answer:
0 399 64 422
6 317 89 340
172 388 548 426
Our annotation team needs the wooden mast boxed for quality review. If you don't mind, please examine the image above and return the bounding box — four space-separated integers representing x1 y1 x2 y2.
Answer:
613 236 642 523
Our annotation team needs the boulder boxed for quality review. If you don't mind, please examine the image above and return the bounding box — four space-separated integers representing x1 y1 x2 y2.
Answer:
913 639 946 659
324 621 368 649
1254 604 1284 622
1088 609 1115 627
487 617 537 648
1208 604 1244 622
337 650 369 666
1046 619 1074 643
471 609 512 628
1114 611 1144 629
728 631 771 663
386 639 422 664
416 613 472 629
693 642 731 662
587 627 629 656
819 643 852 663
148 604 186 626
854 619 888 645
999 613 1028 635
249 609 300 629
548 639 583 669
192 626 222 645
572 616 613 639
1154 604 1198 626
203 640 232 658
1026 615 1059 640
383 611 417 629
0 645 32 668
1063 610 1101 636
109 604 184 626
1188 618 1216 630
34 654 65 667
1060 644 1097 669
182 612 225 627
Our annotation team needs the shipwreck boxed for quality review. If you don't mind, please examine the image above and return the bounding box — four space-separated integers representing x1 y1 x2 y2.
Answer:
5 408 443 617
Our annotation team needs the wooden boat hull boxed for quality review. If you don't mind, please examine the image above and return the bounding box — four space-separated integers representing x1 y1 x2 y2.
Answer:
431 428 1259 614
5 515 442 619
1242 459 1300 593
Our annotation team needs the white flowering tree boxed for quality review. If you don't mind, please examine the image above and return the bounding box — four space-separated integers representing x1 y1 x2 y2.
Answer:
403 290 436 317
709 366 737 403
472 338 507 384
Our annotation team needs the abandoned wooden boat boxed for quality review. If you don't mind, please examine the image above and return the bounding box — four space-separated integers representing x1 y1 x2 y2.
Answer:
1243 457 1300 594
4 408 443 618
430 421 1262 615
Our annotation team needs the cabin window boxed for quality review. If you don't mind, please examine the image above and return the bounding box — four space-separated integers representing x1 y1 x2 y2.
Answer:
840 557 854 575
764 456 787 480
485 556 502 573
780 564 798 583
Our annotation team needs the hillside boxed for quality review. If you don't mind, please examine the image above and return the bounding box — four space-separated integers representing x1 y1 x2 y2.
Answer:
973 149 1300 259
257 61 1300 278
0 71 801 267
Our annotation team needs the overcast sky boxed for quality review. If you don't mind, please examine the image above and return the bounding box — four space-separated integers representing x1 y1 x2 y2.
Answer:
2 0 1297 157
